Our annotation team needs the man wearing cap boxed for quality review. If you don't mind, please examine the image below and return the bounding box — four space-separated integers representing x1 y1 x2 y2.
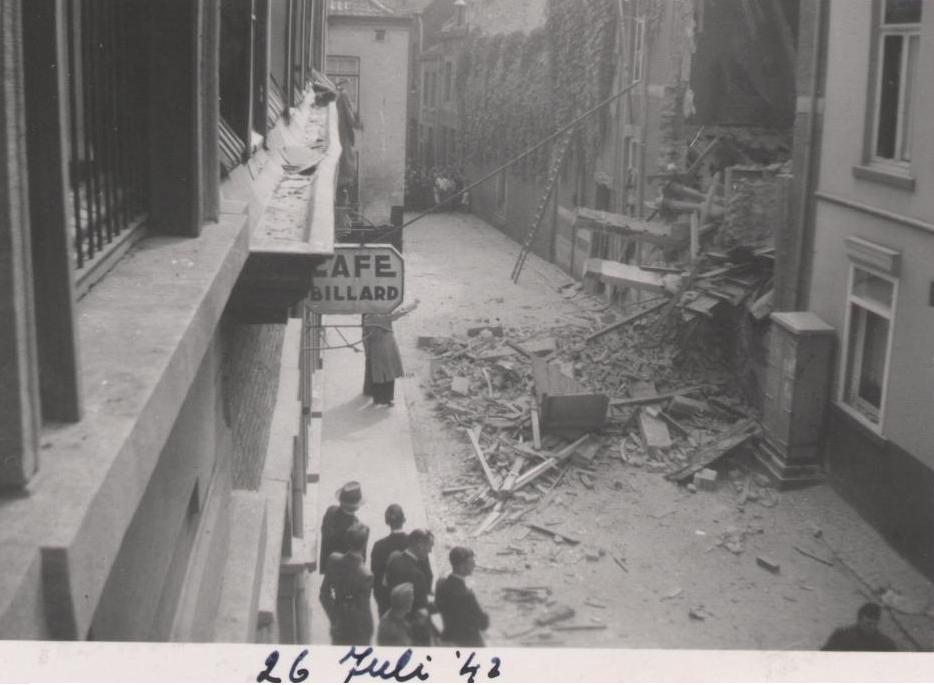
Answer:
822 602 897 651
383 529 435 645
371 504 410 616
376 582 414 647
319 523 374 645
320 482 367 574
435 546 489 647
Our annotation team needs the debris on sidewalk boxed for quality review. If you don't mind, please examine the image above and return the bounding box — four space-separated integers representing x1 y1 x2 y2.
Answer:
535 604 576 626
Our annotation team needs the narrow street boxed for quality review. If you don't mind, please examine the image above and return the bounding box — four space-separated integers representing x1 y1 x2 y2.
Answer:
387 210 934 650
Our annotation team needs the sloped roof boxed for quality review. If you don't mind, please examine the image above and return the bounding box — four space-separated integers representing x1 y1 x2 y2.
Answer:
329 0 396 17
378 0 435 13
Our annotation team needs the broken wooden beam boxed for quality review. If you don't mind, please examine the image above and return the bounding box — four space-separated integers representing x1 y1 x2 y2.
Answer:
501 455 527 493
531 408 542 449
585 259 681 294
511 458 558 492
610 386 704 408
526 524 580 546
442 485 473 496
665 419 760 482
552 624 607 632
574 207 688 248
584 298 668 343
667 395 710 418
466 427 501 492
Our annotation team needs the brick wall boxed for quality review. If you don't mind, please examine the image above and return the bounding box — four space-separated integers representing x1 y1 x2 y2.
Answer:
223 322 287 490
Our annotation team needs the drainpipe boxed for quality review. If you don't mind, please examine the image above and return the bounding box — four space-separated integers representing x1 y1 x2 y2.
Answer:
790 0 829 312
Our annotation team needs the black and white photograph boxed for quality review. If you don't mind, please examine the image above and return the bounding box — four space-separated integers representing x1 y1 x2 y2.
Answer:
1 0 933 680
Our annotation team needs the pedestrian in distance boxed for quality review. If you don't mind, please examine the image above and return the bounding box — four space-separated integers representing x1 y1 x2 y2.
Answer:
319 523 374 646
435 546 489 647
362 299 419 407
383 528 435 645
821 602 897 651
376 582 415 647
319 481 367 574
371 504 409 616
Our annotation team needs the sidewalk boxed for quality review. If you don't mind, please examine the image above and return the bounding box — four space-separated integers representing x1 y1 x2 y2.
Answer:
308 314 430 645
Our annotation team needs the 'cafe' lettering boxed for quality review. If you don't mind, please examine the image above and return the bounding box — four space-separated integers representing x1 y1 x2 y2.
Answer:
309 245 405 315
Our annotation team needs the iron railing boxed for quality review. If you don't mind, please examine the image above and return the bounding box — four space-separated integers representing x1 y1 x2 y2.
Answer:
65 0 149 271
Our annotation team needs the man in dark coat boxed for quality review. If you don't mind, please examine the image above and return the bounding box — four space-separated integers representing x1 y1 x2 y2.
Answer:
376 582 414 647
319 523 374 645
383 529 434 645
320 481 367 574
371 504 409 617
822 602 897 651
435 546 489 647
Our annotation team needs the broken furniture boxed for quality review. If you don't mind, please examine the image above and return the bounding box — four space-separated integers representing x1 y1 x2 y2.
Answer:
531 356 608 433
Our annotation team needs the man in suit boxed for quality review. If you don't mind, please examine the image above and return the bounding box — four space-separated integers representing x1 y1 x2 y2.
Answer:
435 546 489 647
822 602 897 651
376 582 414 647
319 523 374 645
319 481 367 574
371 504 409 617
383 529 434 645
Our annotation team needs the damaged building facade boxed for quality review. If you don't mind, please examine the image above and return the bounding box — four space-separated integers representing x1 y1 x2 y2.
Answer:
414 0 934 582
797 0 934 577
0 0 340 641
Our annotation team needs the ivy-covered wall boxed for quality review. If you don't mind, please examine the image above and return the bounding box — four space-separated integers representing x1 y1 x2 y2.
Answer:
455 0 618 182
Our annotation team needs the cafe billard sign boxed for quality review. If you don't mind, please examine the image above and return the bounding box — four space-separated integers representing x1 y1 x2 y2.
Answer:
310 244 404 315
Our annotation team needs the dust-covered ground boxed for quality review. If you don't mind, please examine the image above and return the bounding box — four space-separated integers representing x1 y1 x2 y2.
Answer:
393 210 934 650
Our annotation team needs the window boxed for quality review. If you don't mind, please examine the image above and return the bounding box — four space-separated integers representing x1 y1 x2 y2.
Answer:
423 68 429 105
375 29 386 42
326 55 361 114
841 265 898 428
444 61 453 102
63 0 151 274
872 0 921 164
632 18 646 82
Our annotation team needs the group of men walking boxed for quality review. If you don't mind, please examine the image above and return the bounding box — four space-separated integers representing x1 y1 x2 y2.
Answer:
318 481 489 647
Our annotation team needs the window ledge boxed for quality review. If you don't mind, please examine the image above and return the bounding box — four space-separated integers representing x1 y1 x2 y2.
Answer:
852 164 916 192
0 212 250 639
831 400 889 449
228 100 341 323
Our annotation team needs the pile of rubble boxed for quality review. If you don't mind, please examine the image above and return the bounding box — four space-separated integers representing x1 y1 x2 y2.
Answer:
418 300 767 539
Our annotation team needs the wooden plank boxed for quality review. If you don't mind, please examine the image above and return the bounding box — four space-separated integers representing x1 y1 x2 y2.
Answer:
511 458 558 492
473 502 504 537
584 298 668 343
585 259 680 294
665 419 760 482
501 455 526 493
575 207 686 248
531 409 542 449
526 524 580 546
610 386 704 407
466 427 500 492
554 434 593 460
689 212 700 261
